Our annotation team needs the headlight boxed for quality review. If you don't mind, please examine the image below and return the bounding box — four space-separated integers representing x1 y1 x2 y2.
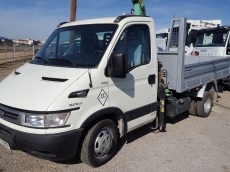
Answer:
46 113 70 127
24 115 45 127
21 112 70 128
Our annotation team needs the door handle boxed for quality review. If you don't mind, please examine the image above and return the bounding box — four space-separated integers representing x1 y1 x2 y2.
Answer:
148 74 156 85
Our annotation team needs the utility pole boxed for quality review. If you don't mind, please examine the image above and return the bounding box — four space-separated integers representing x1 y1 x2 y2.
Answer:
69 0 77 44
70 0 77 22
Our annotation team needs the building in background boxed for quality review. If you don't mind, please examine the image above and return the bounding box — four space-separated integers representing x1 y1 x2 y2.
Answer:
0 37 13 44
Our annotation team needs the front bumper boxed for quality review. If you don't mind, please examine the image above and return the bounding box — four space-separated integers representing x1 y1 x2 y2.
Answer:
0 123 84 161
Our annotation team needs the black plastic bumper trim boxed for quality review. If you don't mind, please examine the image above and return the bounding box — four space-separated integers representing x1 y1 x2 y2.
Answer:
0 123 84 161
125 102 159 122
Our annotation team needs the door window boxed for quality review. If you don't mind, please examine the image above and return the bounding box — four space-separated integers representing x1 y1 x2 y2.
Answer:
113 25 151 71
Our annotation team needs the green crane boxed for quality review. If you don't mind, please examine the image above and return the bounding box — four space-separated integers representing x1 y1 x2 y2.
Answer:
131 0 145 16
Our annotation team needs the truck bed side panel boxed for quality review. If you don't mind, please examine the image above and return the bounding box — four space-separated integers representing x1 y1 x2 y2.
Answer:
158 53 230 92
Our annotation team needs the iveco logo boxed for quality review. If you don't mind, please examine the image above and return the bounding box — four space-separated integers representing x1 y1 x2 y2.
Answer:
200 49 207 52
0 110 4 115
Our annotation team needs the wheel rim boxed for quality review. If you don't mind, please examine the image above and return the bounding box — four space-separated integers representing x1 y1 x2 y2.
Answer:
204 97 212 114
94 128 113 159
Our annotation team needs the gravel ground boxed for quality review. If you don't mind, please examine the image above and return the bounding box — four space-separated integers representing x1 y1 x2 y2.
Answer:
0 60 31 81
0 62 230 172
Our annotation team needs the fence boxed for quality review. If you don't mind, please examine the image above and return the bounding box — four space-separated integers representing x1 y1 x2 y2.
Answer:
0 42 40 64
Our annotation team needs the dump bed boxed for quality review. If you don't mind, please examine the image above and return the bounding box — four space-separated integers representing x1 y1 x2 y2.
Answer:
157 18 230 93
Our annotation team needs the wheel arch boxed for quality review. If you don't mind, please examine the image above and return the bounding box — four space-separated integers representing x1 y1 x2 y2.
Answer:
80 107 128 138
184 82 216 99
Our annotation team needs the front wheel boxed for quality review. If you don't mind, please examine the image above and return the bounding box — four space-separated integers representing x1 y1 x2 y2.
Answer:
80 119 118 167
196 92 213 117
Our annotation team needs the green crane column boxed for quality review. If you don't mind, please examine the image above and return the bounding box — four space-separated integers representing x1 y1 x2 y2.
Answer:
132 0 145 16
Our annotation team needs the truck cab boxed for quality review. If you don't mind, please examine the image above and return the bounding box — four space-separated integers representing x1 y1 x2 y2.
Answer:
193 26 230 56
156 19 222 54
0 15 158 167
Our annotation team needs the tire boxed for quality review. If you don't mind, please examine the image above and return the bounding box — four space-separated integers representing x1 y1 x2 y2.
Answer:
196 92 213 117
80 119 118 167
188 100 196 116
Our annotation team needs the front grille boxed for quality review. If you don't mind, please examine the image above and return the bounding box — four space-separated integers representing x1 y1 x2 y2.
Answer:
4 112 19 120
0 104 21 125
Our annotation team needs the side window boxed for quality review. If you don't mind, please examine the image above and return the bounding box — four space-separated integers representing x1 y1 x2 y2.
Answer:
113 25 151 70
127 25 151 69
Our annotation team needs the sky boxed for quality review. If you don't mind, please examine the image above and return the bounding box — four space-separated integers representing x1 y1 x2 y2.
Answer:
0 0 229 41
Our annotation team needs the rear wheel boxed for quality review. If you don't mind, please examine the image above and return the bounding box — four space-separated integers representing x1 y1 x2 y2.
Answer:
188 100 197 116
80 119 118 167
196 92 213 117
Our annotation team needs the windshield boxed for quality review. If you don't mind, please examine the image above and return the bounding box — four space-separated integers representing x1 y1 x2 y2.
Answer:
194 29 228 47
31 24 118 68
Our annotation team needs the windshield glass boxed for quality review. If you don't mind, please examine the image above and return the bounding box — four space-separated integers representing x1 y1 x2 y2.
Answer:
31 24 118 68
194 29 228 47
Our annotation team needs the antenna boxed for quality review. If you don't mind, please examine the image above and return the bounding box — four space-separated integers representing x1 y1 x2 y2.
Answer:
84 33 93 88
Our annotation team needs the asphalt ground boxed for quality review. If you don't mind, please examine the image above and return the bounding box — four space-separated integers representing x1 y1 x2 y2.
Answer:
0 61 230 172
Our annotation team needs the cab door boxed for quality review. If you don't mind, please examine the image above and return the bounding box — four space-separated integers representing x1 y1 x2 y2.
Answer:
108 23 158 131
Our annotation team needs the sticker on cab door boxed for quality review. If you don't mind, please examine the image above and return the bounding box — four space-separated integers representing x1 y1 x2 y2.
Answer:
97 89 108 106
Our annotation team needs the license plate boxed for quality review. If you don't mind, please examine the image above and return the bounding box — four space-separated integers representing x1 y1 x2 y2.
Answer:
0 138 10 150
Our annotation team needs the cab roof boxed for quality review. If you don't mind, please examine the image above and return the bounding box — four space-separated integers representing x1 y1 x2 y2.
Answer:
59 15 152 28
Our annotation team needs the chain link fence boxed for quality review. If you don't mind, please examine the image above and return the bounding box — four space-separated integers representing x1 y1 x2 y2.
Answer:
0 42 40 64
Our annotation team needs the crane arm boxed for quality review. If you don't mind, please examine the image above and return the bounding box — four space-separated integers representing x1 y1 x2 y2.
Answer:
131 0 145 16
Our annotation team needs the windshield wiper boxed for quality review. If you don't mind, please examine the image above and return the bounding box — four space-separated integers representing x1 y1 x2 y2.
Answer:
34 56 47 65
51 58 77 67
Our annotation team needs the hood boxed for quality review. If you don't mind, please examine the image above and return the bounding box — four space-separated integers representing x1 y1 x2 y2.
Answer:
0 63 87 111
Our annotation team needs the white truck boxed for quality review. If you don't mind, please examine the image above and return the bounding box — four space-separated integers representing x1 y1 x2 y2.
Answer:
191 25 230 85
0 15 229 167
192 26 230 56
156 19 222 54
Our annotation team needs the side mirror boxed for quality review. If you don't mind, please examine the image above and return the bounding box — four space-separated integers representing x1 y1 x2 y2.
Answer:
186 36 192 45
186 32 197 46
105 52 127 78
